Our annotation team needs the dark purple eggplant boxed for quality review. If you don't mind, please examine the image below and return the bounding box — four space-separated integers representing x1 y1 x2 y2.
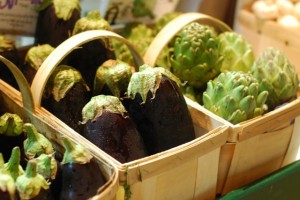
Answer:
23 123 55 160
22 44 55 85
34 0 81 47
93 59 133 97
0 35 22 89
0 113 26 167
81 95 148 163
0 153 17 200
16 160 52 200
122 65 195 155
42 65 92 134
65 10 115 88
59 137 106 200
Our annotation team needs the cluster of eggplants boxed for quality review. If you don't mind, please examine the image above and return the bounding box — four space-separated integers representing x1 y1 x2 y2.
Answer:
0 113 106 200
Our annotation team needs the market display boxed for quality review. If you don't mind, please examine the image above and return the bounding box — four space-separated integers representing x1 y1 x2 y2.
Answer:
1 0 300 199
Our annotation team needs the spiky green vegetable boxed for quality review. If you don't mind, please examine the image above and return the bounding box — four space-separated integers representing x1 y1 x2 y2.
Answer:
251 47 299 110
170 22 223 90
203 71 269 124
219 31 255 73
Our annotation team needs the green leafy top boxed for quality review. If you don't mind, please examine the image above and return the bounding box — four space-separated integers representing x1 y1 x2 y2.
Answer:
0 113 24 137
81 95 127 124
25 44 55 70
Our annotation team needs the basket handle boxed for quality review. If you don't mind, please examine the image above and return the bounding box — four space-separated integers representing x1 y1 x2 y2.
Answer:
143 12 232 66
0 56 35 113
31 30 144 107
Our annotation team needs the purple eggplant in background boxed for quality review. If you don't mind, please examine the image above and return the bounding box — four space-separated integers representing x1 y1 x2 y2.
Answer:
122 65 196 155
42 65 92 134
81 95 148 163
65 10 116 89
34 0 81 47
0 35 22 89
22 44 55 85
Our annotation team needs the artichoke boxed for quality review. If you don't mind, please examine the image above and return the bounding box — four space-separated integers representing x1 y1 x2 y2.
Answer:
203 71 269 124
170 22 223 90
251 47 299 110
219 31 255 73
153 12 182 35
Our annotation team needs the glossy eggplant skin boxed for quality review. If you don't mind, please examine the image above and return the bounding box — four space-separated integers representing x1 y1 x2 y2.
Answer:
65 41 116 89
34 5 80 47
82 109 148 163
43 83 91 134
59 158 106 200
123 76 195 155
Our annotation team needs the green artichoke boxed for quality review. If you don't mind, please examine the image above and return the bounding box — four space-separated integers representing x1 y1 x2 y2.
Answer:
251 47 299 110
203 71 269 124
219 31 255 73
170 22 223 90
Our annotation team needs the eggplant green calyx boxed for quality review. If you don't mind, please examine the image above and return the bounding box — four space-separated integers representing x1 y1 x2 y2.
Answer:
25 44 55 71
81 95 127 124
52 65 89 102
16 160 50 200
127 64 183 103
94 59 133 97
5 147 24 181
0 113 24 137
34 153 57 180
61 137 92 165
0 153 17 200
0 35 15 52
23 123 54 159
73 10 111 35
53 0 81 21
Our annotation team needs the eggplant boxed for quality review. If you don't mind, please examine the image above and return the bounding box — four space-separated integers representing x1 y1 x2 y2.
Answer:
42 65 92 134
65 10 115 88
34 0 81 47
59 137 106 200
81 95 148 163
23 123 54 160
22 44 55 85
0 113 26 167
15 160 52 200
93 59 133 97
122 65 195 155
0 153 17 200
0 35 22 89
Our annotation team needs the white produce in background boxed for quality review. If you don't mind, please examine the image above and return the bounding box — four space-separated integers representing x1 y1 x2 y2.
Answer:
252 0 279 19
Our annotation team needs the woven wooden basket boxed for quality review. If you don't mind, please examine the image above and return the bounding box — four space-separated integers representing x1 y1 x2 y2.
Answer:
30 29 229 200
144 12 300 195
0 56 119 200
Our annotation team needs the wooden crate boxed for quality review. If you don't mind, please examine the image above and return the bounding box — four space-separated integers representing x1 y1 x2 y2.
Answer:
237 6 300 76
0 56 119 200
30 29 229 200
144 12 300 196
